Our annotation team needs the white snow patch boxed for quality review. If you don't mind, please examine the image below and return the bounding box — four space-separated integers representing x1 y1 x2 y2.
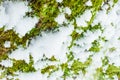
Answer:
55 13 66 24
4 41 10 47
15 71 48 80
64 7 71 15
9 25 73 64
0 1 38 36
85 0 92 6
56 0 63 3
76 10 92 26
0 59 13 67
9 48 30 63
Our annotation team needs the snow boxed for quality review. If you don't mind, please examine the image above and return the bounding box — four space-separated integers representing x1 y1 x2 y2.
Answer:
9 25 73 64
64 7 71 15
76 10 92 27
0 1 38 36
85 0 92 6
4 41 10 48
9 48 30 63
15 71 47 80
1 0 120 80
0 59 13 67
55 13 66 24
56 0 63 3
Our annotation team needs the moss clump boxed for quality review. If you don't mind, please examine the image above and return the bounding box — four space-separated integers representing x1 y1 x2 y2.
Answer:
95 67 106 80
41 65 58 75
89 40 101 52
6 60 35 75
66 52 74 62
71 56 92 75
41 54 92 80
0 27 24 60
0 53 8 62
27 0 60 30
0 55 35 78
62 0 89 20
49 56 57 61
68 30 82 49
106 65 120 78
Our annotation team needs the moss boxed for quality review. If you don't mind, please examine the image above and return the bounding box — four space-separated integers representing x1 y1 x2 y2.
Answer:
66 52 74 62
49 56 57 61
102 56 109 66
60 62 71 79
0 27 23 60
109 47 116 52
95 60 120 79
41 65 58 75
28 0 60 30
106 65 120 78
113 0 118 4
71 56 92 75
68 30 82 49
95 67 106 80
0 53 8 62
62 0 89 20
91 0 103 11
41 54 92 79
0 55 35 77
89 40 101 52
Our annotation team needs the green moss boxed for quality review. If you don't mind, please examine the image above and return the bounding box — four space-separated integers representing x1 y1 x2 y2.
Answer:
71 56 92 75
113 0 118 3
28 0 59 29
40 54 92 79
1 55 35 77
89 40 101 52
49 56 57 61
66 52 74 62
0 27 24 61
0 53 8 62
95 67 106 80
68 30 82 49
109 47 116 52
62 0 89 20
61 63 71 79
91 0 103 11
102 56 109 66
106 65 120 78
41 65 58 75
95 62 120 79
